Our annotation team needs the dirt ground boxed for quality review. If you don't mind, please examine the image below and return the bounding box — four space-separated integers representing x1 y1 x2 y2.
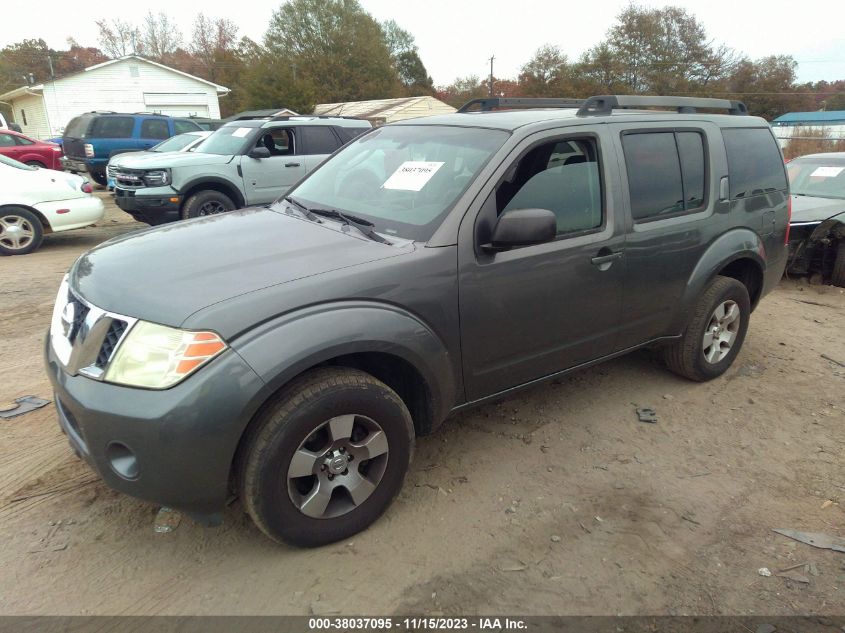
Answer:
0 193 843 616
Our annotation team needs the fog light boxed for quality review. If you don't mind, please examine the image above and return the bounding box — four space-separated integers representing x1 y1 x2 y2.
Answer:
106 442 139 480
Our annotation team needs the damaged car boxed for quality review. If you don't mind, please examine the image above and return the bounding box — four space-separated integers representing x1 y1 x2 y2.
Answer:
786 152 845 286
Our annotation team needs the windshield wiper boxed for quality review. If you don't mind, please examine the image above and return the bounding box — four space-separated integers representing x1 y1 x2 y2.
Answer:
308 208 391 244
283 196 322 223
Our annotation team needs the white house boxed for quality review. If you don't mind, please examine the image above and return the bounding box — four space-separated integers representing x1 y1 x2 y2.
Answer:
0 55 229 139
313 96 455 126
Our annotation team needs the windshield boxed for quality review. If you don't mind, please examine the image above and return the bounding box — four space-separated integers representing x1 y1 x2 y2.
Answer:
193 125 256 155
283 125 508 241
151 133 199 152
788 158 845 199
0 154 36 170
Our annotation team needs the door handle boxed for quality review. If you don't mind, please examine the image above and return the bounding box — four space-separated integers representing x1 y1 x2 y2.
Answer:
285 162 301 168
591 251 623 266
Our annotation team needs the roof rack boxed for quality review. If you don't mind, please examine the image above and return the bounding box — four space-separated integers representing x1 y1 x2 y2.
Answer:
268 114 363 122
458 97 583 113
576 95 748 117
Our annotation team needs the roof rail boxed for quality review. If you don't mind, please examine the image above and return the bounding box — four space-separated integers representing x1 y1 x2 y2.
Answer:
577 95 748 117
268 114 363 122
458 97 584 113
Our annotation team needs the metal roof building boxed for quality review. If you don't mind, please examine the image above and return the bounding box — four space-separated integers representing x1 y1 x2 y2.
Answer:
313 96 455 126
770 111 845 147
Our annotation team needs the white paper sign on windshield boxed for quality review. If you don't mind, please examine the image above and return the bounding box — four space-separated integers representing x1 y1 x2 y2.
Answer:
232 127 252 138
382 161 445 191
810 166 844 178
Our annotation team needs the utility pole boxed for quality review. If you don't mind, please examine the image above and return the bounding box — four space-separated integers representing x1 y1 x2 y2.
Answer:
47 55 54 80
488 55 495 97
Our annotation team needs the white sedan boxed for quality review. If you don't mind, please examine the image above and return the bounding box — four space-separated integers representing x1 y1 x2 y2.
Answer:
0 155 104 255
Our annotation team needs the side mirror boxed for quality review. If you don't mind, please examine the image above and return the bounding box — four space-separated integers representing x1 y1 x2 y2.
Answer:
483 208 557 251
248 147 271 159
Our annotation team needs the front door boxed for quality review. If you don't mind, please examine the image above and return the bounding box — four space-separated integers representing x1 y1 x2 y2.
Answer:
459 127 626 401
241 126 306 205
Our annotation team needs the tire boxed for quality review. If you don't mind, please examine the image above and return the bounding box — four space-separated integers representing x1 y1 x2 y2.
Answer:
0 207 44 256
25 160 46 168
832 241 845 288
89 170 107 186
240 367 415 547
181 190 236 220
663 276 751 381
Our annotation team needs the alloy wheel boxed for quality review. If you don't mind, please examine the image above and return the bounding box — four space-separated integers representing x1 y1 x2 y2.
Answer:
702 300 740 364
0 215 35 251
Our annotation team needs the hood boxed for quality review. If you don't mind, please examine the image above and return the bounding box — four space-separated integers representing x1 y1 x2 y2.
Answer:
112 151 233 170
2 165 86 202
790 194 845 224
71 207 411 327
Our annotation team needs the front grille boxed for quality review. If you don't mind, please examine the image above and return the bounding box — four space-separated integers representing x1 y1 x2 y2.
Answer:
67 294 90 344
96 319 128 367
114 169 145 189
107 164 117 178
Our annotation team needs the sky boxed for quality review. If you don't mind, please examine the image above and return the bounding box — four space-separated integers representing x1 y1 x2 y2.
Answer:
3 0 845 85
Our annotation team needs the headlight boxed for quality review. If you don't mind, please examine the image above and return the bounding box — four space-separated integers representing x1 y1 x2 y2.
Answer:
104 321 227 389
142 169 171 186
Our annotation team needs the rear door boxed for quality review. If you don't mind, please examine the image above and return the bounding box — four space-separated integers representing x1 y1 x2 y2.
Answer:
240 126 305 204
138 118 170 150
299 125 343 173
610 121 725 348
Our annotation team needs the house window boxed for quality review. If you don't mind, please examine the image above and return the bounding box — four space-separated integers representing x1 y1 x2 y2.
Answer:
129 65 140 78
20 109 27 126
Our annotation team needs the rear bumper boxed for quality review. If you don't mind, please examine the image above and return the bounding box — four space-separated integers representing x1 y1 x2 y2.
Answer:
34 195 105 232
114 188 182 225
60 157 107 176
44 332 266 522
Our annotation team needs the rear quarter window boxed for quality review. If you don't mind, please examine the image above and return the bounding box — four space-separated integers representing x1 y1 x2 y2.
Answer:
89 116 135 139
722 128 787 198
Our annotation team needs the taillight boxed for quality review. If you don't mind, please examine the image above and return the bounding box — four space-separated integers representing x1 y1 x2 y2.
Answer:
784 195 792 245
84 143 94 158
81 182 93 193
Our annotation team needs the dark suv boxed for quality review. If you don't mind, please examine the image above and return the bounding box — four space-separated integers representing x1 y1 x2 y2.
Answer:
61 112 203 185
45 96 790 547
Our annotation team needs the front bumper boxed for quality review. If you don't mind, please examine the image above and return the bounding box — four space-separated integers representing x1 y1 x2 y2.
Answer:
114 187 182 225
35 195 105 232
44 332 266 522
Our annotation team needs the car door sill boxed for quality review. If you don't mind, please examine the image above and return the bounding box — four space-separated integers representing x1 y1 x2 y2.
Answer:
451 334 683 412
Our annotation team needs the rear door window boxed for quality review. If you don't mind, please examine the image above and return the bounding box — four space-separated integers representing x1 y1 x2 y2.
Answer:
141 119 169 140
301 126 340 155
722 128 787 198
622 130 707 221
90 116 135 139
0 134 16 147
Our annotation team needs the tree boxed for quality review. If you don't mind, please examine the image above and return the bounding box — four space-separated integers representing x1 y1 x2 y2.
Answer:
381 19 433 95
142 12 182 63
722 55 813 120
189 13 239 84
96 19 143 58
582 4 736 94
435 75 487 109
262 0 400 105
519 45 570 96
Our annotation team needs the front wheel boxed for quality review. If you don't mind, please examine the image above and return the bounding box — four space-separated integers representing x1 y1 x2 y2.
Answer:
89 170 107 186
240 367 414 547
0 207 44 255
663 276 751 381
181 190 235 220
832 241 845 288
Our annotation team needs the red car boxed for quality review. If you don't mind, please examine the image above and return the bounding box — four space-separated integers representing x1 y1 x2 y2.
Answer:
0 129 63 170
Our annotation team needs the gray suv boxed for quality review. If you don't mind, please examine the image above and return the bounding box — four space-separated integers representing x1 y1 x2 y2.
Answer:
45 96 789 547
112 115 371 225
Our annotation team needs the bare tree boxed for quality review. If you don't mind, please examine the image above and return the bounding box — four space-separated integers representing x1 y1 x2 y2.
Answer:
96 19 143 58
190 13 239 83
142 12 182 62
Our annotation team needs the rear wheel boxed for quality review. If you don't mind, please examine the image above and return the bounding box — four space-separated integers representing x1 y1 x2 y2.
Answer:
182 190 235 220
25 160 46 168
663 276 750 381
240 367 414 547
89 170 107 186
832 241 845 288
0 207 44 256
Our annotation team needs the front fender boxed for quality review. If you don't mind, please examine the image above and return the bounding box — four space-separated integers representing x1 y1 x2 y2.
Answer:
232 301 456 429
670 228 766 333
809 211 845 241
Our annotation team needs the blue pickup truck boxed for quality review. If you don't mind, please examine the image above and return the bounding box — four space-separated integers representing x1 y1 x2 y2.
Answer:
60 112 202 185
